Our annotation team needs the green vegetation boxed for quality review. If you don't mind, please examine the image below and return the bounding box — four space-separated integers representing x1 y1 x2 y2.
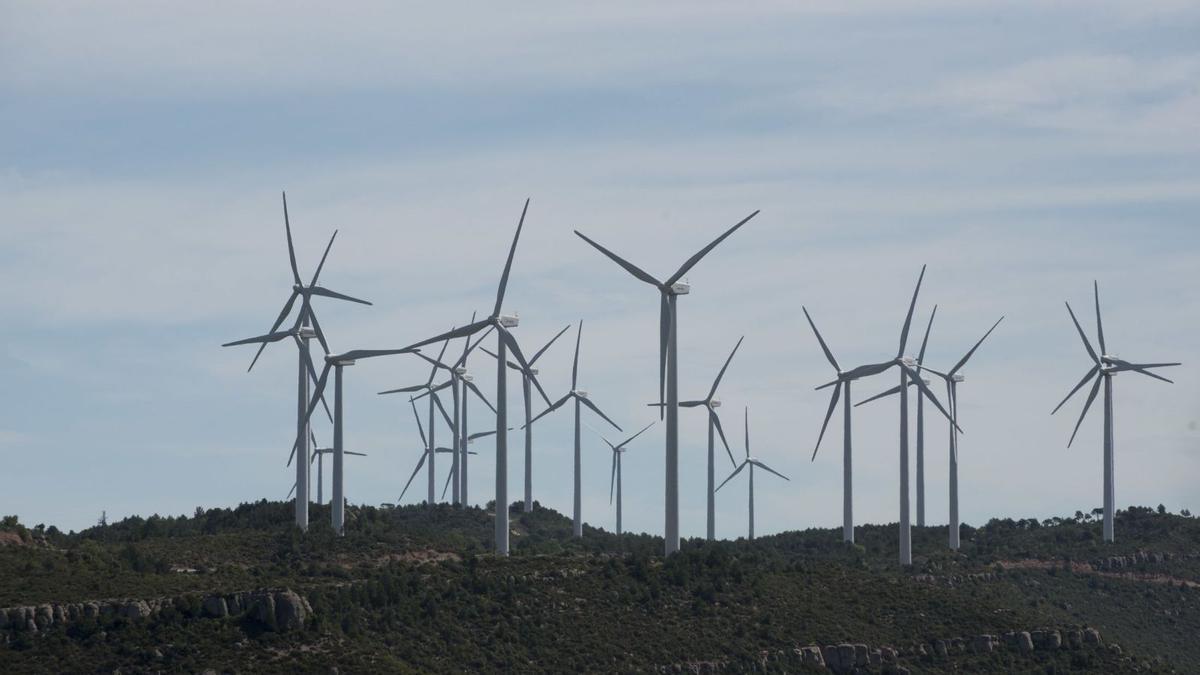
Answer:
1 503 1196 672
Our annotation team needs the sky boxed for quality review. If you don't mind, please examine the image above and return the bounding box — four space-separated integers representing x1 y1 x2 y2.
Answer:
2 1 1198 538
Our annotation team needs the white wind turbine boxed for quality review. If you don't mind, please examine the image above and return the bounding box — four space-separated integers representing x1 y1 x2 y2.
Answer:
716 408 789 540
527 321 622 537
589 422 656 536
1053 281 1180 543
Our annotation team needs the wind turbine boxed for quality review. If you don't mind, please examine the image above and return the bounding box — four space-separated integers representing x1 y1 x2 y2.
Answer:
290 431 367 505
223 192 370 532
1052 281 1180 543
379 335 455 506
802 306 912 544
655 337 742 541
859 314 1004 549
849 265 957 565
294 345 421 535
527 321 622 538
589 422 656 535
412 323 497 505
575 210 759 554
399 398 454 503
396 199 549 556
481 324 572 512
716 408 789 540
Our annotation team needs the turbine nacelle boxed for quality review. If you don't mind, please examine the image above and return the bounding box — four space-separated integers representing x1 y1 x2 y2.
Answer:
901 356 917 367
573 389 589 400
709 398 722 409
670 280 691 295
952 373 966 383
499 313 520 328
454 365 468 376
529 367 539 376
297 325 317 340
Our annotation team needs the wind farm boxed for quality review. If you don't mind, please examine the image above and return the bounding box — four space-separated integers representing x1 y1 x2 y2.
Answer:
5 4 1198 672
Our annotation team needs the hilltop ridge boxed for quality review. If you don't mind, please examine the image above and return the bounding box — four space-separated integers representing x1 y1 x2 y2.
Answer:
1 502 1197 672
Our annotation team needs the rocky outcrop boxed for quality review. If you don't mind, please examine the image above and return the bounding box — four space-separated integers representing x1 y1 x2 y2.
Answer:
1092 550 1173 570
1 588 312 637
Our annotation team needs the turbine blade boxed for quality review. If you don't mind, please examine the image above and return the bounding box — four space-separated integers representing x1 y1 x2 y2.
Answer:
571 321 583 390
1093 280 1106 356
853 384 901 408
744 407 750 458
410 399 428 449
287 482 296 500
904 364 959 432
845 360 896 380
898 265 927 358
468 429 500 441
1051 365 1099 415
1065 301 1099 364
666 210 759 286
432 392 454 430
501 328 551 406
223 330 292 348
345 451 368 457
573 230 663 288
441 466 455 501
379 383 429 395
751 459 789 482
465 379 497 414
453 322 494 370
715 462 747 493
619 421 656 449
309 229 337 287
526 394 571 427
1128 367 1175 384
399 452 428 501
493 198 530 318
708 336 744 400
415 352 452 371
1068 375 1103 448
478 345 521 372
530 324 573 366
710 410 736 466
812 383 841 461
802 307 840 373
400 319 491 353
918 305 937 364
282 191 301 285
581 396 622 431
949 316 1004 376
243 291 298 371
296 335 333 423
306 305 332 356
309 285 371 306
340 347 420 361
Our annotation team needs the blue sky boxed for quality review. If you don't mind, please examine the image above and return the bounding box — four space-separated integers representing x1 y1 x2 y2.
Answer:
2 1 1198 537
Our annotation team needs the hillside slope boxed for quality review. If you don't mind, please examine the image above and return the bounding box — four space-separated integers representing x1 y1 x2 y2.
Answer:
1 503 1196 673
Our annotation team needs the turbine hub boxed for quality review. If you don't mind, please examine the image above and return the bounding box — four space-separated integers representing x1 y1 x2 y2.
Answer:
671 281 691 295
499 313 520 328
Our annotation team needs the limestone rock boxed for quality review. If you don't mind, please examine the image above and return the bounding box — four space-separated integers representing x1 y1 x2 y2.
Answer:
273 589 308 631
972 635 994 653
202 596 228 618
1017 631 1034 654
854 643 868 666
35 604 53 629
1084 628 1102 645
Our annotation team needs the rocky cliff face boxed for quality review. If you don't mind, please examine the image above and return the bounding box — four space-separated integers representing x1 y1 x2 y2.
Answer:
0 588 311 637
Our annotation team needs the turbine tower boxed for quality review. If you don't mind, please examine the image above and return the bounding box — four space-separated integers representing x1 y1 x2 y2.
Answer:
223 191 371 532
413 324 497 505
1052 281 1180 543
802 306 909 544
379 335 455 505
397 199 549 556
575 210 759 555
294 345 421 535
527 321 622 537
716 408 789 540
481 324 571 512
852 266 957 565
657 336 742 541
859 315 1003 550
590 422 656 535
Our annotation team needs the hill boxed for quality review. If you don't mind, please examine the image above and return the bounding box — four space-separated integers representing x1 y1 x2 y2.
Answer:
1 503 1197 673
